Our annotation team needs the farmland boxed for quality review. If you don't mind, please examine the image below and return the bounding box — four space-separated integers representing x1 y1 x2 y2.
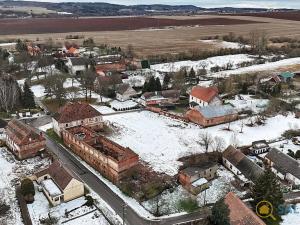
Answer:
0 16 262 35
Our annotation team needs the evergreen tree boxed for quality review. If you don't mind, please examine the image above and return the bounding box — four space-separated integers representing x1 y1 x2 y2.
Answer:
147 76 157 92
21 178 35 203
211 198 230 225
189 68 196 80
155 77 162 91
252 168 284 224
162 74 171 90
295 150 300 159
22 82 35 109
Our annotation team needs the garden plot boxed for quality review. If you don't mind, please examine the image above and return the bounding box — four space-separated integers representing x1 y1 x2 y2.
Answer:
142 166 244 215
0 147 51 225
150 54 255 73
27 189 110 225
105 111 300 176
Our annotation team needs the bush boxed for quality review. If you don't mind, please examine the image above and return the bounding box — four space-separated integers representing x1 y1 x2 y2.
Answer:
84 195 94 207
21 178 35 203
178 198 199 213
282 129 300 139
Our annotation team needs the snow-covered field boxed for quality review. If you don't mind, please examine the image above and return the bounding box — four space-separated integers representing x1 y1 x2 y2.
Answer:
105 111 300 176
269 139 300 154
199 39 250 49
225 95 269 113
0 147 51 225
150 54 254 73
212 57 300 77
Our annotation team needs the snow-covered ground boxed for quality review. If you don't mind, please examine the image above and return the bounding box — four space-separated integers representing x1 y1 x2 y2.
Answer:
281 203 300 225
150 54 254 73
63 78 81 88
142 166 244 215
38 122 53 132
269 139 300 154
123 69 163 87
199 39 250 49
91 105 115 114
110 100 139 110
105 111 300 176
30 84 46 98
0 147 51 225
212 57 300 77
226 95 269 113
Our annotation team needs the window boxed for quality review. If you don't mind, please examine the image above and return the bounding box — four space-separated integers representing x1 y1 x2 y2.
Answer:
230 165 232 169
66 123 69 127
54 197 59 201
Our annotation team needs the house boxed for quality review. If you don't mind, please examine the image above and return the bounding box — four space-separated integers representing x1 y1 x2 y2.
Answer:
179 162 218 195
250 140 270 155
66 57 90 76
94 74 123 91
186 105 238 127
95 63 126 76
279 72 294 82
33 161 84 206
62 126 139 183
140 90 180 106
53 102 103 137
0 119 7 141
189 86 221 108
6 119 46 160
225 192 266 225
265 148 300 186
222 146 264 183
116 83 137 102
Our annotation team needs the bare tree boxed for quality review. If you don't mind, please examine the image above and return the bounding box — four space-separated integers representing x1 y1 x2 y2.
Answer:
199 132 214 153
0 75 21 113
213 136 226 152
44 73 67 106
230 132 240 148
249 30 268 57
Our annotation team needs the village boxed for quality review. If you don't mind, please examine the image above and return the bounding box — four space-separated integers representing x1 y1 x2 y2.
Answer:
0 30 300 225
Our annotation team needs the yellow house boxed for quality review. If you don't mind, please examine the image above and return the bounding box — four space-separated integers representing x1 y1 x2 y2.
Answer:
33 161 84 206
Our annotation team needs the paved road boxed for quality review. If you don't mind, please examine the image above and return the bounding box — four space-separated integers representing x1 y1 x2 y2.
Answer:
45 137 211 225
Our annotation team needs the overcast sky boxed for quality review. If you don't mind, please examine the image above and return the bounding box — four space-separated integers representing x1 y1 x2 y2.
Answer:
21 0 300 9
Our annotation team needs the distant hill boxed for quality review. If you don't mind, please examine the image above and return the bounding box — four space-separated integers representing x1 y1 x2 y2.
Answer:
0 0 296 17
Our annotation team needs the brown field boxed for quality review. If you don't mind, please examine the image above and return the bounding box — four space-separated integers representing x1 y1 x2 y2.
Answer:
234 11 300 21
2 15 300 57
0 17 262 35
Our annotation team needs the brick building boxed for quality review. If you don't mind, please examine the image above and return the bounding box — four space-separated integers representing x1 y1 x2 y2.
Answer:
62 126 139 183
186 105 238 127
6 119 46 160
53 102 104 136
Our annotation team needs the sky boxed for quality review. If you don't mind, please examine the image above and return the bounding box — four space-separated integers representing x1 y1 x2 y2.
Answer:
21 0 300 9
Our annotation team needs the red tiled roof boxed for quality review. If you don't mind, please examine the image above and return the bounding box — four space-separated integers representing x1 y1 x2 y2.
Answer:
35 161 77 190
54 102 102 123
225 192 266 225
190 86 219 103
6 119 45 146
95 63 126 73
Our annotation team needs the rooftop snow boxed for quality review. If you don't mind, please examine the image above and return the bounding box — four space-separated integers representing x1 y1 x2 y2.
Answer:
41 179 62 197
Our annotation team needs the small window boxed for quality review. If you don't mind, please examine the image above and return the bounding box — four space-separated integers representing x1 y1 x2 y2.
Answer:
66 123 69 127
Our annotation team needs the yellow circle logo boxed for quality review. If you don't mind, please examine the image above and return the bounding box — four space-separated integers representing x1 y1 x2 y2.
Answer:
256 200 276 221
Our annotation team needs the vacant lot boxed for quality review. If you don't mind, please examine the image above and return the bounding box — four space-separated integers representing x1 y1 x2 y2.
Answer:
1 15 300 56
0 17 262 35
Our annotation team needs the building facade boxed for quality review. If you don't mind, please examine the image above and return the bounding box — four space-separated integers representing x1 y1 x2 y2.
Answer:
189 86 222 108
62 126 139 183
53 102 104 137
6 119 46 160
186 105 238 127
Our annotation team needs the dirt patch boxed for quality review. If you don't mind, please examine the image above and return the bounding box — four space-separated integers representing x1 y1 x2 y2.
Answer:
0 17 265 35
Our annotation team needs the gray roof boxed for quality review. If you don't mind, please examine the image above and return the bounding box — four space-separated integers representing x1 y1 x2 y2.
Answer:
116 83 135 95
181 162 218 177
236 157 264 182
0 119 7 128
265 148 300 179
69 57 90 66
197 105 237 119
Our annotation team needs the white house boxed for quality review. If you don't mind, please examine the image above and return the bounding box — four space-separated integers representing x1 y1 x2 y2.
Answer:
250 140 270 155
265 148 300 186
33 161 84 206
116 83 137 102
66 57 90 76
189 86 222 108
53 102 103 136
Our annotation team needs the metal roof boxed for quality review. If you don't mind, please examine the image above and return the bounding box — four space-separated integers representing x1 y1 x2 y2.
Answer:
197 105 237 119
